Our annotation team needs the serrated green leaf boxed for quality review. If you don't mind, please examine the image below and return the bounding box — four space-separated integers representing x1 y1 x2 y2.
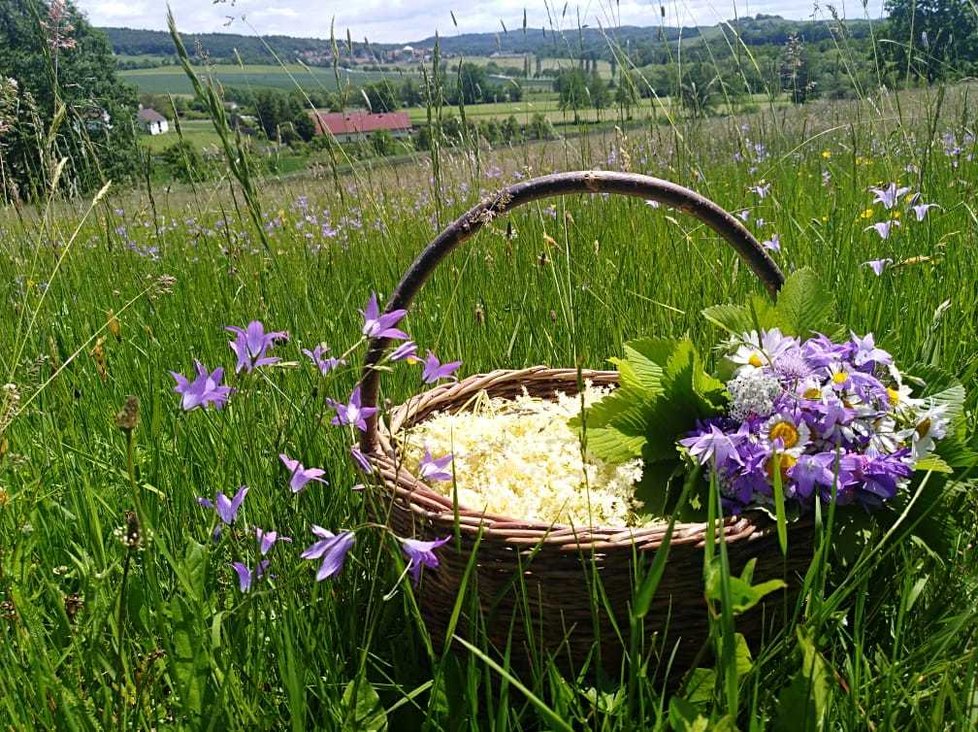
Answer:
583 426 646 464
701 303 754 334
771 267 836 336
914 455 954 473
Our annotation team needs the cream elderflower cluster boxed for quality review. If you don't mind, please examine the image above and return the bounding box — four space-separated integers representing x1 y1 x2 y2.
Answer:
398 385 647 527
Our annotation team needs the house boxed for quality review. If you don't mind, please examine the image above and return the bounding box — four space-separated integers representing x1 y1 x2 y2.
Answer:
309 110 412 143
137 107 169 135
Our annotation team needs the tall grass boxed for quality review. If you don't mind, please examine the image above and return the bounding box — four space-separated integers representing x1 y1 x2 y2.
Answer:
1 10 977 730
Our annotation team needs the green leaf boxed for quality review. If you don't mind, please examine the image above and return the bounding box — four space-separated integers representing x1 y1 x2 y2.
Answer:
669 697 711 732
705 559 787 615
914 454 953 474
683 667 717 706
770 267 837 337
582 426 646 464
701 303 754 334
734 633 753 677
774 627 833 732
341 678 388 731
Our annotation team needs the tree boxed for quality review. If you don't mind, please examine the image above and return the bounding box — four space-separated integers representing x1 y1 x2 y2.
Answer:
253 88 299 140
882 0 978 81
615 70 639 119
360 81 398 112
0 0 138 202
399 78 422 107
554 68 589 122
779 34 818 103
588 71 610 115
456 62 489 105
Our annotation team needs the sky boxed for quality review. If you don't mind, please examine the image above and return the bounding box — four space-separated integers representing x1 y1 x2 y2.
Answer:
74 0 887 44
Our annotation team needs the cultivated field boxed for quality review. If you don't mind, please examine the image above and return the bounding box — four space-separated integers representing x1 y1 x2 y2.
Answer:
1 83 977 729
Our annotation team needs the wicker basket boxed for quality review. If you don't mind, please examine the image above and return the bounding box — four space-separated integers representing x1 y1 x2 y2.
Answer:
359 171 815 673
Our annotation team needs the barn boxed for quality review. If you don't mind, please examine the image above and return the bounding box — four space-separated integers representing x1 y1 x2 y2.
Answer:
309 110 412 143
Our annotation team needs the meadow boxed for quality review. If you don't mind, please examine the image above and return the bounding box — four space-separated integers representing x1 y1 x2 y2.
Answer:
1 78 977 730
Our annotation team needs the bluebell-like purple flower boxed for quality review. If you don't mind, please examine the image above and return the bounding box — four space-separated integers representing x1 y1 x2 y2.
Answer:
327 385 377 432
421 352 461 384
171 362 233 410
389 340 419 362
870 183 911 210
680 424 744 468
301 526 356 580
279 453 328 493
762 233 781 252
850 332 892 369
350 445 372 472
256 528 291 555
911 202 936 221
749 182 771 198
788 453 838 499
198 485 249 525
866 220 899 239
232 559 270 592
361 293 408 341
863 258 892 276
419 449 453 482
226 321 288 373
303 344 345 375
400 536 451 584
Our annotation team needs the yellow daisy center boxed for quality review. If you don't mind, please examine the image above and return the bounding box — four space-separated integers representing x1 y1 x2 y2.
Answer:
766 453 798 481
887 387 900 405
832 371 848 385
769 421 800 449
748 352 764 368
803 387 821 400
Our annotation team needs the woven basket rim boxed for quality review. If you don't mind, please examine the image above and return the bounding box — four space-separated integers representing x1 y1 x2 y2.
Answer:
366 366 777 549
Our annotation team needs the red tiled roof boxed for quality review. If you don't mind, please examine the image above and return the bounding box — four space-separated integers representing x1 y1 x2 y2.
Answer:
311 110 412 136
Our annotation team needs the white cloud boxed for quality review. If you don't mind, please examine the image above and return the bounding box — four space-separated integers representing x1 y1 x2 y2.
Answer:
75 0 885 43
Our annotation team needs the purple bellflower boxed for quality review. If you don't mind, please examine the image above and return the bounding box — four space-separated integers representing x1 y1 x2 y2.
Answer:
327 385 377 432
226 321 288 373
171 362 233 410
419 449 453 482
231 560 270 592
762 233 781 252
303 344 345 375
361 293 409 341
301 527 356 580
911 202 936 221
863 258 893 276
279 454 328 493
870 183 911 210
866 220 899 239
197 485 249 525
350 445 372 473
255 528 291 555
421 352 462 384
389 340 419 363
400 536 451 584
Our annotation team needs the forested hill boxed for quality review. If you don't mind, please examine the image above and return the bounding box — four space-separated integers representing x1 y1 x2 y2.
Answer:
102 15 874 65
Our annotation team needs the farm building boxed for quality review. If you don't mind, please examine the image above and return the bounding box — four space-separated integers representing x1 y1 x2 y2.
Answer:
137 107 169 135
310 111 412 143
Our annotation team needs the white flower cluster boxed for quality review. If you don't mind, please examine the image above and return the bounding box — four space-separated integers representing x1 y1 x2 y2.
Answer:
398 385 648 527
727 370 781 421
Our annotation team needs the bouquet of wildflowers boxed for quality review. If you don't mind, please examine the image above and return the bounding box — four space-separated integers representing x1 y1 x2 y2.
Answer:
680 328 947 512
580 269 972 526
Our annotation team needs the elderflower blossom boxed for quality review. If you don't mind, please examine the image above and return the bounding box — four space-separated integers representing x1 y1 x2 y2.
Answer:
398 385 649 527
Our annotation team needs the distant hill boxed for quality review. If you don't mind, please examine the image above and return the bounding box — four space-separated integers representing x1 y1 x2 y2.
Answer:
101 15 874 68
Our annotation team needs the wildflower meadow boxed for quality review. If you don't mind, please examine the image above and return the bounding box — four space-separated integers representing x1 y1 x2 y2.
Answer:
2 29 978 731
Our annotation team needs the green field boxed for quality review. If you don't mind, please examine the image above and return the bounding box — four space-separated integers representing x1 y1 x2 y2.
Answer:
2 82 977 729
122 63 422 94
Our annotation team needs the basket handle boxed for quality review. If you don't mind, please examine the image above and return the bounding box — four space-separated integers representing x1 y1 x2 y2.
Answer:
359 170 783 452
